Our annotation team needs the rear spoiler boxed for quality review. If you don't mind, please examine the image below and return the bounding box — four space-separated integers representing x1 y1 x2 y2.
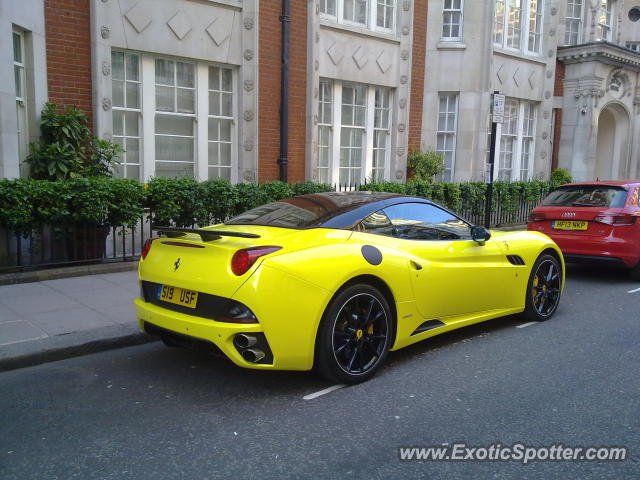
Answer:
152 226 261 242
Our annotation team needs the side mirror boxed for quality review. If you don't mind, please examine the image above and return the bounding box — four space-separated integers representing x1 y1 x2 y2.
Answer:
471 226 491 244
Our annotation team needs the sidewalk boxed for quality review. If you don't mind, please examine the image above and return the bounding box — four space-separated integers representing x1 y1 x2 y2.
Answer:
0 269 153 371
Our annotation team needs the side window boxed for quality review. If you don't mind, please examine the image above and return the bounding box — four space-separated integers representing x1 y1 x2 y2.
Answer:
383 203 471 240
355 210 395 237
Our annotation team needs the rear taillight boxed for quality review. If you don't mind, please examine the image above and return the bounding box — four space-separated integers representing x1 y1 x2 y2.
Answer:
528 212 546 222
231 246 282 276
141 239 153 259
594 214 636 226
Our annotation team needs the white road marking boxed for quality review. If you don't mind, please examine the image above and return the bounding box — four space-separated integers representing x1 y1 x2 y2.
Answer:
516 322 538 329
628 287 640 294
303 384 346 400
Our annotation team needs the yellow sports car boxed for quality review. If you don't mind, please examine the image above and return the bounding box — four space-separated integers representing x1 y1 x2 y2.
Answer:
135 192 564 383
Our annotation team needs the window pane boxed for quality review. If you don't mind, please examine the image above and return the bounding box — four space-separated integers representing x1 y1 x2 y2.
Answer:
221 92 232 117
113 111 124 136
126 164 140 180
113 80 125 108
155 161 194 178
14 66 22 99
13 32 22 63
344 0 368 24
321 0 337 15
155 136 194 162
177 88 195 114
126 138 140 164
112 51 125 81
155 59 175 85
221 68 233 92
208 118 220 141
156 86 175 112
384 203 471 240
177 62 195 88
126 54 139 81
209 66 220 90
155 115 194 136
126 82 139 109
124 111 139 136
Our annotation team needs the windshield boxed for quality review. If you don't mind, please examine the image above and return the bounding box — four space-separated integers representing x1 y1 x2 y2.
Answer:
542 186 628 208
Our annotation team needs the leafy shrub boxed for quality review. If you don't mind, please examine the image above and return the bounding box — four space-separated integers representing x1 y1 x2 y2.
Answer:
195 178 238 225
550 168 572 187
291 181 333 196
407 150 445 182
25 103 123 180
259 181 294 202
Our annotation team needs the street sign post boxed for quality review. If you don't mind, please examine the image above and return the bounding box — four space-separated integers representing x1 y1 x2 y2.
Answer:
485 91 503 228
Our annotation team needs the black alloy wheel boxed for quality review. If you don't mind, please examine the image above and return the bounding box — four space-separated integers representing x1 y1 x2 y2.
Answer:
316 284 392 384
523 254 562 321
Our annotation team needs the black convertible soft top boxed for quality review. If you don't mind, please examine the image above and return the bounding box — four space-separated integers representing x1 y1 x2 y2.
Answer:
225 191 441 230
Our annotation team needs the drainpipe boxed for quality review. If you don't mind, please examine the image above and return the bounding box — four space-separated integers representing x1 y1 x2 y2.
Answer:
278 0 290 183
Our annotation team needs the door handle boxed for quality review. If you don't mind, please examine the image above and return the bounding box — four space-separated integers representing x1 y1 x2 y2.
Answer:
410 260 423 270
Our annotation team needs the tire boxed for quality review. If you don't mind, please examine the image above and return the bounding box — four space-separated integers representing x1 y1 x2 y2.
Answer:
630 262 640 281
522 254 562 322
315 284 393 384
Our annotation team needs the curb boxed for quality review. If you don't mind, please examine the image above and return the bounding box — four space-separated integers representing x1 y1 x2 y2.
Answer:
0 261 139 286
0 324 157 373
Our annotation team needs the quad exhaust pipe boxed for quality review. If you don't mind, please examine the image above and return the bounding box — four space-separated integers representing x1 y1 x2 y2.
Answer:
234 333 258 349
242 348 266 363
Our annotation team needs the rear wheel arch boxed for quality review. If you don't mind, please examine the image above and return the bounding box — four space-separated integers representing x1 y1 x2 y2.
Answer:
316 275 398 351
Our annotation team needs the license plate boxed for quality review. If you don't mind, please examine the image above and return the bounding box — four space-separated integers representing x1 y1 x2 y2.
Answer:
156 284 198 308
552 220 588 231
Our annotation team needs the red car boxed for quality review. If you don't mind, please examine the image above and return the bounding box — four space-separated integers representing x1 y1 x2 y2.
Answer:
528 180 640 280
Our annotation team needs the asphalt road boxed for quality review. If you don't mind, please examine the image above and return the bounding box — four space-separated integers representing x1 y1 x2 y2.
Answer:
1 264 639 480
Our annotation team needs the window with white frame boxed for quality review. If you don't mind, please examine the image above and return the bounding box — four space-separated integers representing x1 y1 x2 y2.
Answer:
494 98 536 181
320 0 396 32
208 66 234 180
493 0 544 54
527 0 542 52
442 0 464 41
372 87 391 182
13 30 29 167
596 0 612 41
112 51 141 179
436 93 458 182
110 50 237 181
155 58 196 178
520 102 535 180
565 0 583 45
316 79 393 185
317 80 333 184
340 84 367 185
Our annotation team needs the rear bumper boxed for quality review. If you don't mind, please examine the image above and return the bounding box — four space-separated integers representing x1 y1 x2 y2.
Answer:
136 264 331 371
135 298 276 369
527 224 639 268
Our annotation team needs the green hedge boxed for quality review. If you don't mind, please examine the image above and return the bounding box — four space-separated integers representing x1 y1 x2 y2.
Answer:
0 178 558 235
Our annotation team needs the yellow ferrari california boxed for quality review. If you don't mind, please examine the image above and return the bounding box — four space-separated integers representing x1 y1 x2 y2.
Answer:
135 192 564 383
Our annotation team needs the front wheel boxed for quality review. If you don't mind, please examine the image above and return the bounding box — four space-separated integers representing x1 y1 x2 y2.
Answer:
315 284 392 384
522 254 562 322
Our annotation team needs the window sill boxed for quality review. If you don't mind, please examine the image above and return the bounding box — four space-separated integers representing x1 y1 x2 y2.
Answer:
198 0 243 9
319 19 401 44
493 47 548 65
436 41 467 50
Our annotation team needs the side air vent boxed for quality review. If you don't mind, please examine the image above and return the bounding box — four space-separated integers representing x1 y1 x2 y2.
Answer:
411 319 445 336
506 255 526 266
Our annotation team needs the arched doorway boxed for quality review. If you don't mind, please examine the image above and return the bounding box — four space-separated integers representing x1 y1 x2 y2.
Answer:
595 103 630 180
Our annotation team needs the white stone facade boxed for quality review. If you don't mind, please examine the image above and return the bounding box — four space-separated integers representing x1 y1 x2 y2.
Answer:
91 0 259 182
422 0 561 182
0 0 48 179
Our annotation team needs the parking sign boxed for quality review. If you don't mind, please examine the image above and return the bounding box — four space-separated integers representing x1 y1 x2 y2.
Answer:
493 93 505 123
